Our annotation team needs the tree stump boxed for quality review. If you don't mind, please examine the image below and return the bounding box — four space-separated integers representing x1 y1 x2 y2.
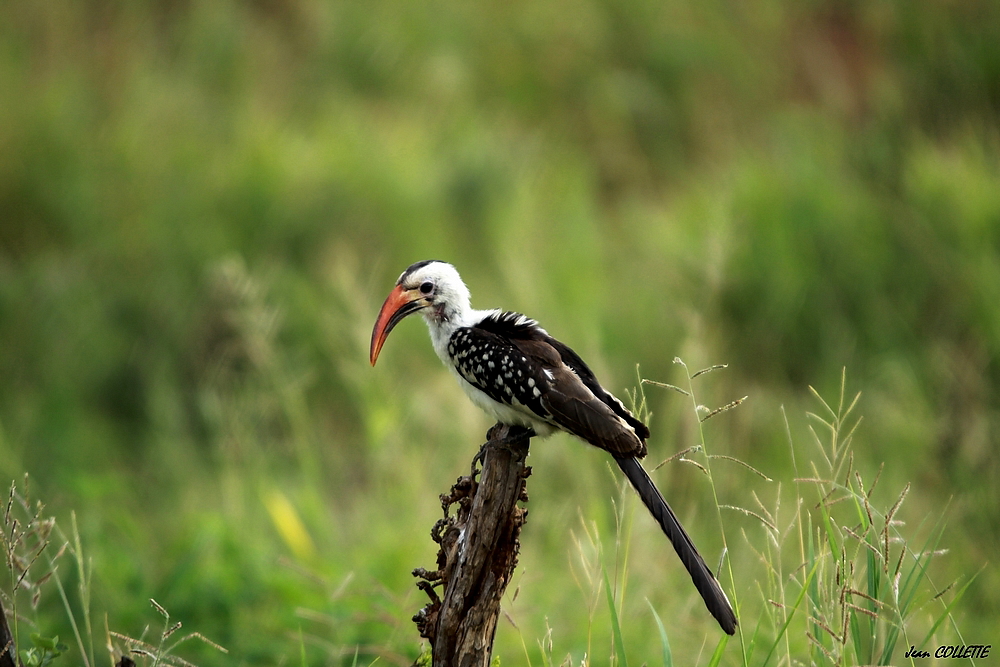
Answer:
412 423 532 667
0 597 18 667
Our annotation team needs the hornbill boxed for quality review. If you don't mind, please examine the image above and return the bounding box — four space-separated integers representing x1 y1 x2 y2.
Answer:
369 259 737 635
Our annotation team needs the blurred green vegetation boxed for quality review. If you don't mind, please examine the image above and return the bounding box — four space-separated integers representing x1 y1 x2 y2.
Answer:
1 0 998 664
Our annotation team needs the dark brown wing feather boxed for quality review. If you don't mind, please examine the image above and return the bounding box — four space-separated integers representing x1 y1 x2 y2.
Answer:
510 338 646 458
544 337 650 440
545 336 649 440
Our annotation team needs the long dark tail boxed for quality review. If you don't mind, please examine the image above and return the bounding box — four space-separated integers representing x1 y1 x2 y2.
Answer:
615 456 737 635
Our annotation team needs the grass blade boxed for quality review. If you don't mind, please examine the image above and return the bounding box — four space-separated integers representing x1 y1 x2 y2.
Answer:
707 633 730 667
602 566 628 667
761 558 819 666
645 599 672 667
916 568 982 651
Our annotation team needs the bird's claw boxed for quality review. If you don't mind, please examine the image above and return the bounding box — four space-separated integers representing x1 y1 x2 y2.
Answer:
471 442 489 474
500 424 536 445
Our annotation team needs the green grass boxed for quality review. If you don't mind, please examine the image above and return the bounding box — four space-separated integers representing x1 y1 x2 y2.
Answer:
520 365 974 666
0 365 983 666
1 0 998 664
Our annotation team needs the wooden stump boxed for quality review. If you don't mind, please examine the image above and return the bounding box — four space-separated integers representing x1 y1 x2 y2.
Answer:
0 597 18 667
412 423 532 667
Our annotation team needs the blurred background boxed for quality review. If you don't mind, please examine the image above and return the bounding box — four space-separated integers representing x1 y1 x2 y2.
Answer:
1 0 998 664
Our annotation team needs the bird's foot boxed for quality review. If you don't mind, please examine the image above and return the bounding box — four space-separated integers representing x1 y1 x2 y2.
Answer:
490 423 535 446
471 442 489 474
473 424 534 472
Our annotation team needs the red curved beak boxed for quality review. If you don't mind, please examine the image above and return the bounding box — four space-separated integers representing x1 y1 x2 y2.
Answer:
370 285 424 366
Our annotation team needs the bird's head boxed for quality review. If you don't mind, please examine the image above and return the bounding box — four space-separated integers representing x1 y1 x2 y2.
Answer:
370 260 471 365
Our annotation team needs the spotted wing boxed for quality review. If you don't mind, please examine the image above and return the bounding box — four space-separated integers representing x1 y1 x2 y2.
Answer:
457 311 645 457
507 338 646 457
446 325 553 421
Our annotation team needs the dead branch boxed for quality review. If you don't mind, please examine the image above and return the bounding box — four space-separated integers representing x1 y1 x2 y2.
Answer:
412 423 532 667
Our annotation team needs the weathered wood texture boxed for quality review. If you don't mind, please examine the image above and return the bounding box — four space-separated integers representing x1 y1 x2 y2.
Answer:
0 597 18 667
412 424 532 667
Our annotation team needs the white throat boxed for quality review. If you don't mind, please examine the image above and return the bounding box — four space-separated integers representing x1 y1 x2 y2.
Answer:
422 305 498 365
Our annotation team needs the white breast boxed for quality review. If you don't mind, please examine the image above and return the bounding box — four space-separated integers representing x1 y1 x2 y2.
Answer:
448 365 558 437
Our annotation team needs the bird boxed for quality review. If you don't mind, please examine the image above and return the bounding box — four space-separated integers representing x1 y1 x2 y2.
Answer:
369 259 737 635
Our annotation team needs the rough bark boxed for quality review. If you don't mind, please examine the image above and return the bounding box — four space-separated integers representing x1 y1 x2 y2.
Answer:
412 423 532 667
0 597 18 667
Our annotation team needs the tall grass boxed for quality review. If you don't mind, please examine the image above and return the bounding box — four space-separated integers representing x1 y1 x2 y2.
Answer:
762 372 976 666
0 360 980 667
550 364 975 666
1 478 227 667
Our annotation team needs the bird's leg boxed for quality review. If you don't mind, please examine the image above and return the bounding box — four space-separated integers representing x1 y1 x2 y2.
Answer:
471 442 490 475
470 440 498 475
473 424 535 474
472 424 503 472
496 424 535 447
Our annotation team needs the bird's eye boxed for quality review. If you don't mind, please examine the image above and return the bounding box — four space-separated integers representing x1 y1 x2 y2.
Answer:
419 281 434 295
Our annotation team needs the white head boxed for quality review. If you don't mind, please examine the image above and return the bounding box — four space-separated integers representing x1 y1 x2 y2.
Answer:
370 260 472 365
